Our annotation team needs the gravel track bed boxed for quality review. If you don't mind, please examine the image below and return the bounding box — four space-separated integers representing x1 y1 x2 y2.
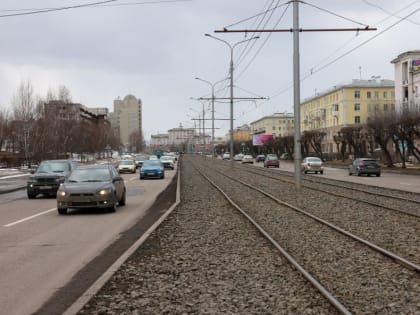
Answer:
78 157 337 315
210 160 420 266
194 157 420 314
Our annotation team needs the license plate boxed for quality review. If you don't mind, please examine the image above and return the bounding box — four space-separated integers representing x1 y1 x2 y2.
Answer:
40 186 52 189
147 172 155 175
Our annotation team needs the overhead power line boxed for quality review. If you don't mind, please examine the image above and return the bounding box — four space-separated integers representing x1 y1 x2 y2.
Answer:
0 0 191 18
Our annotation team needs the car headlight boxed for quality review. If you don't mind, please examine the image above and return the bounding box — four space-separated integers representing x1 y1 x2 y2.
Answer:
57 190 67 197
97 188 112 196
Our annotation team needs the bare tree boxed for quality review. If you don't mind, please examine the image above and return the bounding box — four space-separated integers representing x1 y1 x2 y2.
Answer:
11 79 38 165
46 85 72 103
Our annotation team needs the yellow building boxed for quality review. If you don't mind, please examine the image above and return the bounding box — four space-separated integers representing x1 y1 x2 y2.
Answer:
233 124 252 142
250 112 294 137
300 79 395 153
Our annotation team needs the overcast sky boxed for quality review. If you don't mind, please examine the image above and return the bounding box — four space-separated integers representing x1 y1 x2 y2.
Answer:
0 0 419 139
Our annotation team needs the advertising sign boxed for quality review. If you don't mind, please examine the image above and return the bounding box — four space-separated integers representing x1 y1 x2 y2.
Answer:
412 59 420 72
252 134 273 146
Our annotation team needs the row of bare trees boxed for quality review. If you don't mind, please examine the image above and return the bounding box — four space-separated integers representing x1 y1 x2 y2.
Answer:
0 80 143 166
214 107 420 168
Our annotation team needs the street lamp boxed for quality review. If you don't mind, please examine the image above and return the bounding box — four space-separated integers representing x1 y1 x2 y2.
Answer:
204 33 259 161
195 76 228 157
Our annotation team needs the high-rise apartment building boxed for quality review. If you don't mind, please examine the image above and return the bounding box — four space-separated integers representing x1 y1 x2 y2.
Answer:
110 95 142 151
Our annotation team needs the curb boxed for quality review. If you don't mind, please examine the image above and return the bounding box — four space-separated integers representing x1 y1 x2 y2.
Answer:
0 186 26 195
63 164 181 315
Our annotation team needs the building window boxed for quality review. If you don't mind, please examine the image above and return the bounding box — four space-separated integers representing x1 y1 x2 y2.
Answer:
272 126 276 130
367 91 371 98
374 91 379 99
354 104 360 111
391 104 395 111
374 104 379 113
384 104 388 111
332 104 339 112
354 91 360 98
355 116 361 124
383 91 387 98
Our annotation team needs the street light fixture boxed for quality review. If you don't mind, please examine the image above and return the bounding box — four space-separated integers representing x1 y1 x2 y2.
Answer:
204 33 259 161
195 76 228 157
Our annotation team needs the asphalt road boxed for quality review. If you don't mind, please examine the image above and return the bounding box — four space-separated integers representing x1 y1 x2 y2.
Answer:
0 168 177 315
252 160 420 194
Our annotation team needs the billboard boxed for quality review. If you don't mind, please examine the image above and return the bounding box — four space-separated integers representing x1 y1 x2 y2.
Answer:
412 59 420 72
252 134 273 146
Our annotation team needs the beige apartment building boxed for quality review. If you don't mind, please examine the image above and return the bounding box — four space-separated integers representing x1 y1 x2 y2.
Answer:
300 79 395 153
391 50 420 111
109 95 142 151
250 112 294 137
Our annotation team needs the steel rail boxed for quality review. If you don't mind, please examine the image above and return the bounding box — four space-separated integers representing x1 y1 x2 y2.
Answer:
240 166 420 219
210 166 420 273
192 163 353 315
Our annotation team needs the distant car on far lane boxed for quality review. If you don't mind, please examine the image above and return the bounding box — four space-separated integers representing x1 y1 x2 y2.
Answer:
301 157 324 174
255 154 266 162
264 155 279 168
241 155 254 164
233 153 244 161
222 153 230 160
349 158 381 177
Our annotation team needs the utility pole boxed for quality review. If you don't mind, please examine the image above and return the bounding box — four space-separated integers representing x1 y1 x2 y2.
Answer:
214 0 376 190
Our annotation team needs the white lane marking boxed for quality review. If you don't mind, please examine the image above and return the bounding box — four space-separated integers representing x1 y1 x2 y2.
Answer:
0 173 29 180
399 182 412 186
4 208 57 227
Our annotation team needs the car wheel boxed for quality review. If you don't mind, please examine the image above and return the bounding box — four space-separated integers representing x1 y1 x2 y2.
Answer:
119 189 126 206
315 171 318 174
57 208 67 215
161 174 165 179
140 176 144 180
357 172 361 176
376 173 381 177
348 172 352 176
320 171 324 175
304 170 307 174
27 192 36 199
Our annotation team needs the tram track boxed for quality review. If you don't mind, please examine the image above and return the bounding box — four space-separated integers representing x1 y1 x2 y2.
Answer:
241 164 420 218
209 159 420 266
192 158 420 314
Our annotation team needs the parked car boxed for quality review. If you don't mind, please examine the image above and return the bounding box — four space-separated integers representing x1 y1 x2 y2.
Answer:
140 160 165 179
264 155 279 168
27 159 78 199
160 155 175 170
149 155 159 161
117 159 136 173
349 158 381 177
255 154 266 162
233 153 244 161
241 155 254 164
301 157 324 174
222 153 230 160
56 164 126 214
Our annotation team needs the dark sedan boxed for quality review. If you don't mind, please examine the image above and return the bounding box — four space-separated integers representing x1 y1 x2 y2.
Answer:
349 158 381 177
140 160 165 179
56 164 126 214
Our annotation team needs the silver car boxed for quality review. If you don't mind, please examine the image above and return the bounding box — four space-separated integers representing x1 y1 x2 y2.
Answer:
56 164 126 214
301 157 324 174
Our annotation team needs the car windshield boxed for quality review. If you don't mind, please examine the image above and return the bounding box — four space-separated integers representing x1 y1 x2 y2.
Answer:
143 160 161 167
37 161 70 173
135 156 146 161
161 156 172 161
268 156 278 160
120 160 134 165
307 158 321 162
68 168 111 182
